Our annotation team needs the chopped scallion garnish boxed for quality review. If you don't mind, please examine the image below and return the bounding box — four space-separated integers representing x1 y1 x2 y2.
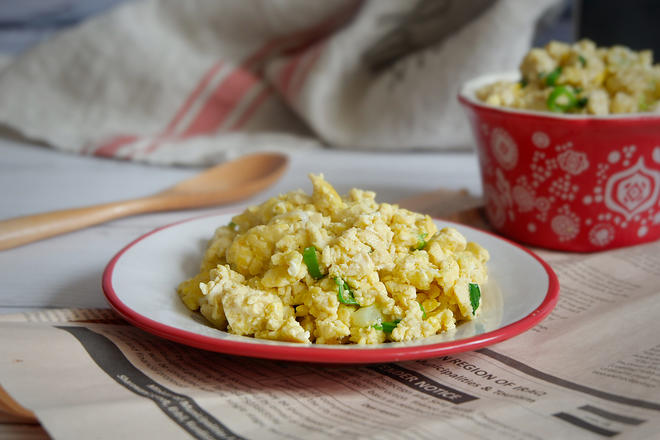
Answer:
373 319 401 333
547 86 578 112
335 276 358 305
545 67 562 86
519 77 528 88
303 246 324 279
578 55 587 67
228 221 237 230
469 283 481 315
414 232 428 250
419 303 427 320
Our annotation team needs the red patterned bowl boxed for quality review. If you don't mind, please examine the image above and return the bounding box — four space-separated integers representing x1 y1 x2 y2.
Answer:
459 73 660 251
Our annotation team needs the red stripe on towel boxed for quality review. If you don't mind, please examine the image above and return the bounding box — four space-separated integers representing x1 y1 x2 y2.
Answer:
138 61 226 156
180 69 259 137
178 1 361 138
162 61 225 135
136 1 361 157
228 86 273 131
93 135 138 157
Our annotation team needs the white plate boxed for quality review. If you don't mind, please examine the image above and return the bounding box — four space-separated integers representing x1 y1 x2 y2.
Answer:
103 212 559 363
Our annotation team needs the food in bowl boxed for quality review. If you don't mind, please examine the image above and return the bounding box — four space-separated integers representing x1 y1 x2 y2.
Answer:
459 63 660 251
178 175 489 344
476 39 660 115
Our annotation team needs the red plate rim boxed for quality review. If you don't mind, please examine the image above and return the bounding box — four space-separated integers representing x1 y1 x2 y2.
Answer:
102 213 560 364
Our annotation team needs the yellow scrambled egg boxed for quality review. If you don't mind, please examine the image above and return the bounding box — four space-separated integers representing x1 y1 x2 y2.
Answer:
177 175 489 344
477 39 660 114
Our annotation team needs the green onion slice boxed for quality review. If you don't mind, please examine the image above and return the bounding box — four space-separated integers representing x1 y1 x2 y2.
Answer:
419 302 427 320
578 55 587 67
414 232 428 250
469 283 481 315
519 77 528 88
335 276 358 305
545 67 562 86
547 86 578 112
373 319 401 333
303 246 324 279
228 221 237 230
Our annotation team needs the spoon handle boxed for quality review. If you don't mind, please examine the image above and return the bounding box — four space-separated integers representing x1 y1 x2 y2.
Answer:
0 198 151 250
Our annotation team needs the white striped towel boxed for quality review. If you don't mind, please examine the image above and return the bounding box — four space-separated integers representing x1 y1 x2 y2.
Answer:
0 0 558 165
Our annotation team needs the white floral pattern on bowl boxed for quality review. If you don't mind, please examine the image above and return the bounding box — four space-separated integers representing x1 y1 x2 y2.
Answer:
460 72 660 251
480 125 660 249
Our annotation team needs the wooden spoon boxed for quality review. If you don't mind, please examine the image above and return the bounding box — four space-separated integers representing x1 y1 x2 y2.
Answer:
0 152 288 250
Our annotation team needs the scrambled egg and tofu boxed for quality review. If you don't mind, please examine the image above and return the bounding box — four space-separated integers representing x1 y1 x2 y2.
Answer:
178 175 489 345
477 39 660 114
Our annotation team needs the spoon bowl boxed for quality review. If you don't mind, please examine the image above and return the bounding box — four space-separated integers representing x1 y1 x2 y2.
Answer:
0 152 288 250
153 152 288 209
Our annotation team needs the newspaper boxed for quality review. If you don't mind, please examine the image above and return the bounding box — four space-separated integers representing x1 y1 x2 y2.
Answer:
1 206 660 439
